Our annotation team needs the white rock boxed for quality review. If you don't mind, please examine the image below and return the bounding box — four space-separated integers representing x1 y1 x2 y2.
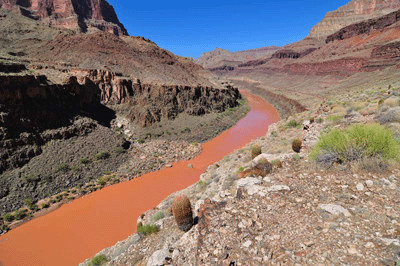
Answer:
147 249 169 266
379 238 400 246
319 204 351 217
237 177 262 188
365 180 373 188
356 183 364 191
172 249 179 260
246 185 266 197
263 176 272 183
365 242 375 248
265 185 290 192
242 240 252 248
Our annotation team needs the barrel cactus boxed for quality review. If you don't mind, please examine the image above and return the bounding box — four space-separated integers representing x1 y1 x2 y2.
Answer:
172 195 193 232
292 138 302 153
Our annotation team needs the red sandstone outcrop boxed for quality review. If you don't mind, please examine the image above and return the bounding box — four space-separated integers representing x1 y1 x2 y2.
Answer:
309 0 400 38
0 0 127 35
326 8 400 43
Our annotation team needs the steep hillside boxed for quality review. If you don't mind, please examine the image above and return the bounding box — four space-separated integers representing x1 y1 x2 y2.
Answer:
309 0 400 37
0 0 127 35
195 46 280 69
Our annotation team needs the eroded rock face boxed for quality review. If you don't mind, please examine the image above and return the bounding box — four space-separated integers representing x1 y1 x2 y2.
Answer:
326 8 400 43
309 0 400 38
0 0 128 35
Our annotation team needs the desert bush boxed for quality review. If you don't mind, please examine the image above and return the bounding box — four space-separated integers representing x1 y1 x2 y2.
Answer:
172 195 193 232
137 224 158 236
3 213 14 223
310 123 400 168
237 166 245 172
114 147 126 154
14 209 26 220
137 139 145 144
151 211 165 223
254 158 272 175
41 202 50 209
317 117 324 123
293 154 300 160
57 163 70 173
375 106 400 124
286 120 300 128
80 158 91 164
23 174 39 183
89 254 108 266
271 159 283 168
251 144 262 159
95 151 110 160
24 198 33 208
292 138 302 153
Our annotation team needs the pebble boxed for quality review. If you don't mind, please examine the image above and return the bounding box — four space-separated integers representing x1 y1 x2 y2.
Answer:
365 180 373 187
242 240 252 248
356 183 364 191
318 204 352 217
365 242 375 248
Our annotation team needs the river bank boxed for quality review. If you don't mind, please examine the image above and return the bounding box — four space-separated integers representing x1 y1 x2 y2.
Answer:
0 90 279 266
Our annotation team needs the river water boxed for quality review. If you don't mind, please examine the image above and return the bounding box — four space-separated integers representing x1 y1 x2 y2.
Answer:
0 90 279 266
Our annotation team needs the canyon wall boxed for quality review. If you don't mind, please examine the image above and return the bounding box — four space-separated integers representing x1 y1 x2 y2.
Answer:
0 0 128 35
309 0 400 37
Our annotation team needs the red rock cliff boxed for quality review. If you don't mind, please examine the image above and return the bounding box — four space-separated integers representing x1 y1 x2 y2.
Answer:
0 0 128 35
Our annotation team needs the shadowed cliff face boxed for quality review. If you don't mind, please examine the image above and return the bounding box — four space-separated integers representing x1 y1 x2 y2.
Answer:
0 0 128 35
309 0 400 37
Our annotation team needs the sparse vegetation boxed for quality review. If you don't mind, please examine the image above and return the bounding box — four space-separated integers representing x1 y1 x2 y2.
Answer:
286 120 300 128
80 158 91 164
292 138 302 153
137 139 145 144
310 123 400 169
57 163 70 173
88 254 109 266
271 159 283 168
3 213 14 223
95 151 110 160
151 211 165 223
251 144 262 159
137 224 158 236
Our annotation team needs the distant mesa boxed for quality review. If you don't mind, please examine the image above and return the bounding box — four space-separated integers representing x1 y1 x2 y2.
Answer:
0 0 128 36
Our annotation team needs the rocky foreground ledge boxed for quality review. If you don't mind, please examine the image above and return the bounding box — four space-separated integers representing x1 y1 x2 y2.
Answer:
81 88 400 266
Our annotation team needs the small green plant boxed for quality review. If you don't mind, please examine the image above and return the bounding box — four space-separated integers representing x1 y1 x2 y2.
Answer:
172 195 193 232
151 211 165 223
238 166 245 172
95 151 110 160
292 138 302 153
293 154 300 160
14 209 26 220
271 159 283 168
24 198 34 208
3 213 14 223
23 174 39 183
254 158 273 175
0 224 10 232
97 177 106 186
137 139 145 144
89 254 109 266
327 115 343 124
80 158 91 164
286 120 300 128
251 144 262 159
316 117 324 123
378 98 385 107
114 147 126 154
310 123 400 167
57 163 70 173
137 224 158 235
41 202 50 209
270 130 278 137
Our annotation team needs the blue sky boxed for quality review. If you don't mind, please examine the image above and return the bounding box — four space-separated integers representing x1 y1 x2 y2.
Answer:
108 0 351 58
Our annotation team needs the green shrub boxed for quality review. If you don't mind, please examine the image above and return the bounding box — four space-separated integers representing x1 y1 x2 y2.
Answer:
238 166 245 172
24 198 33 208
80 158 91 164
271 159 283 168
310 123 400 167
114 147 126 154
95 151 110 160
23 174 39 183
270 131 278 137
293 154 300 160
89 254 108 266
286 120 300 128
251 145 262 159
3 213 14 223
137 224 158 235
172 195 193 232
151 211 165 223
41 202 50 209
316 117 324 123
254 158 272 175
14 209 26 220
292 138 302 153
0 224 10 232
137 139 145 144
57 163 70 173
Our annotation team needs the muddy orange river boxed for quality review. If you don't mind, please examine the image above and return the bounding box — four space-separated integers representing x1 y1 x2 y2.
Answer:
0 90 279 266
